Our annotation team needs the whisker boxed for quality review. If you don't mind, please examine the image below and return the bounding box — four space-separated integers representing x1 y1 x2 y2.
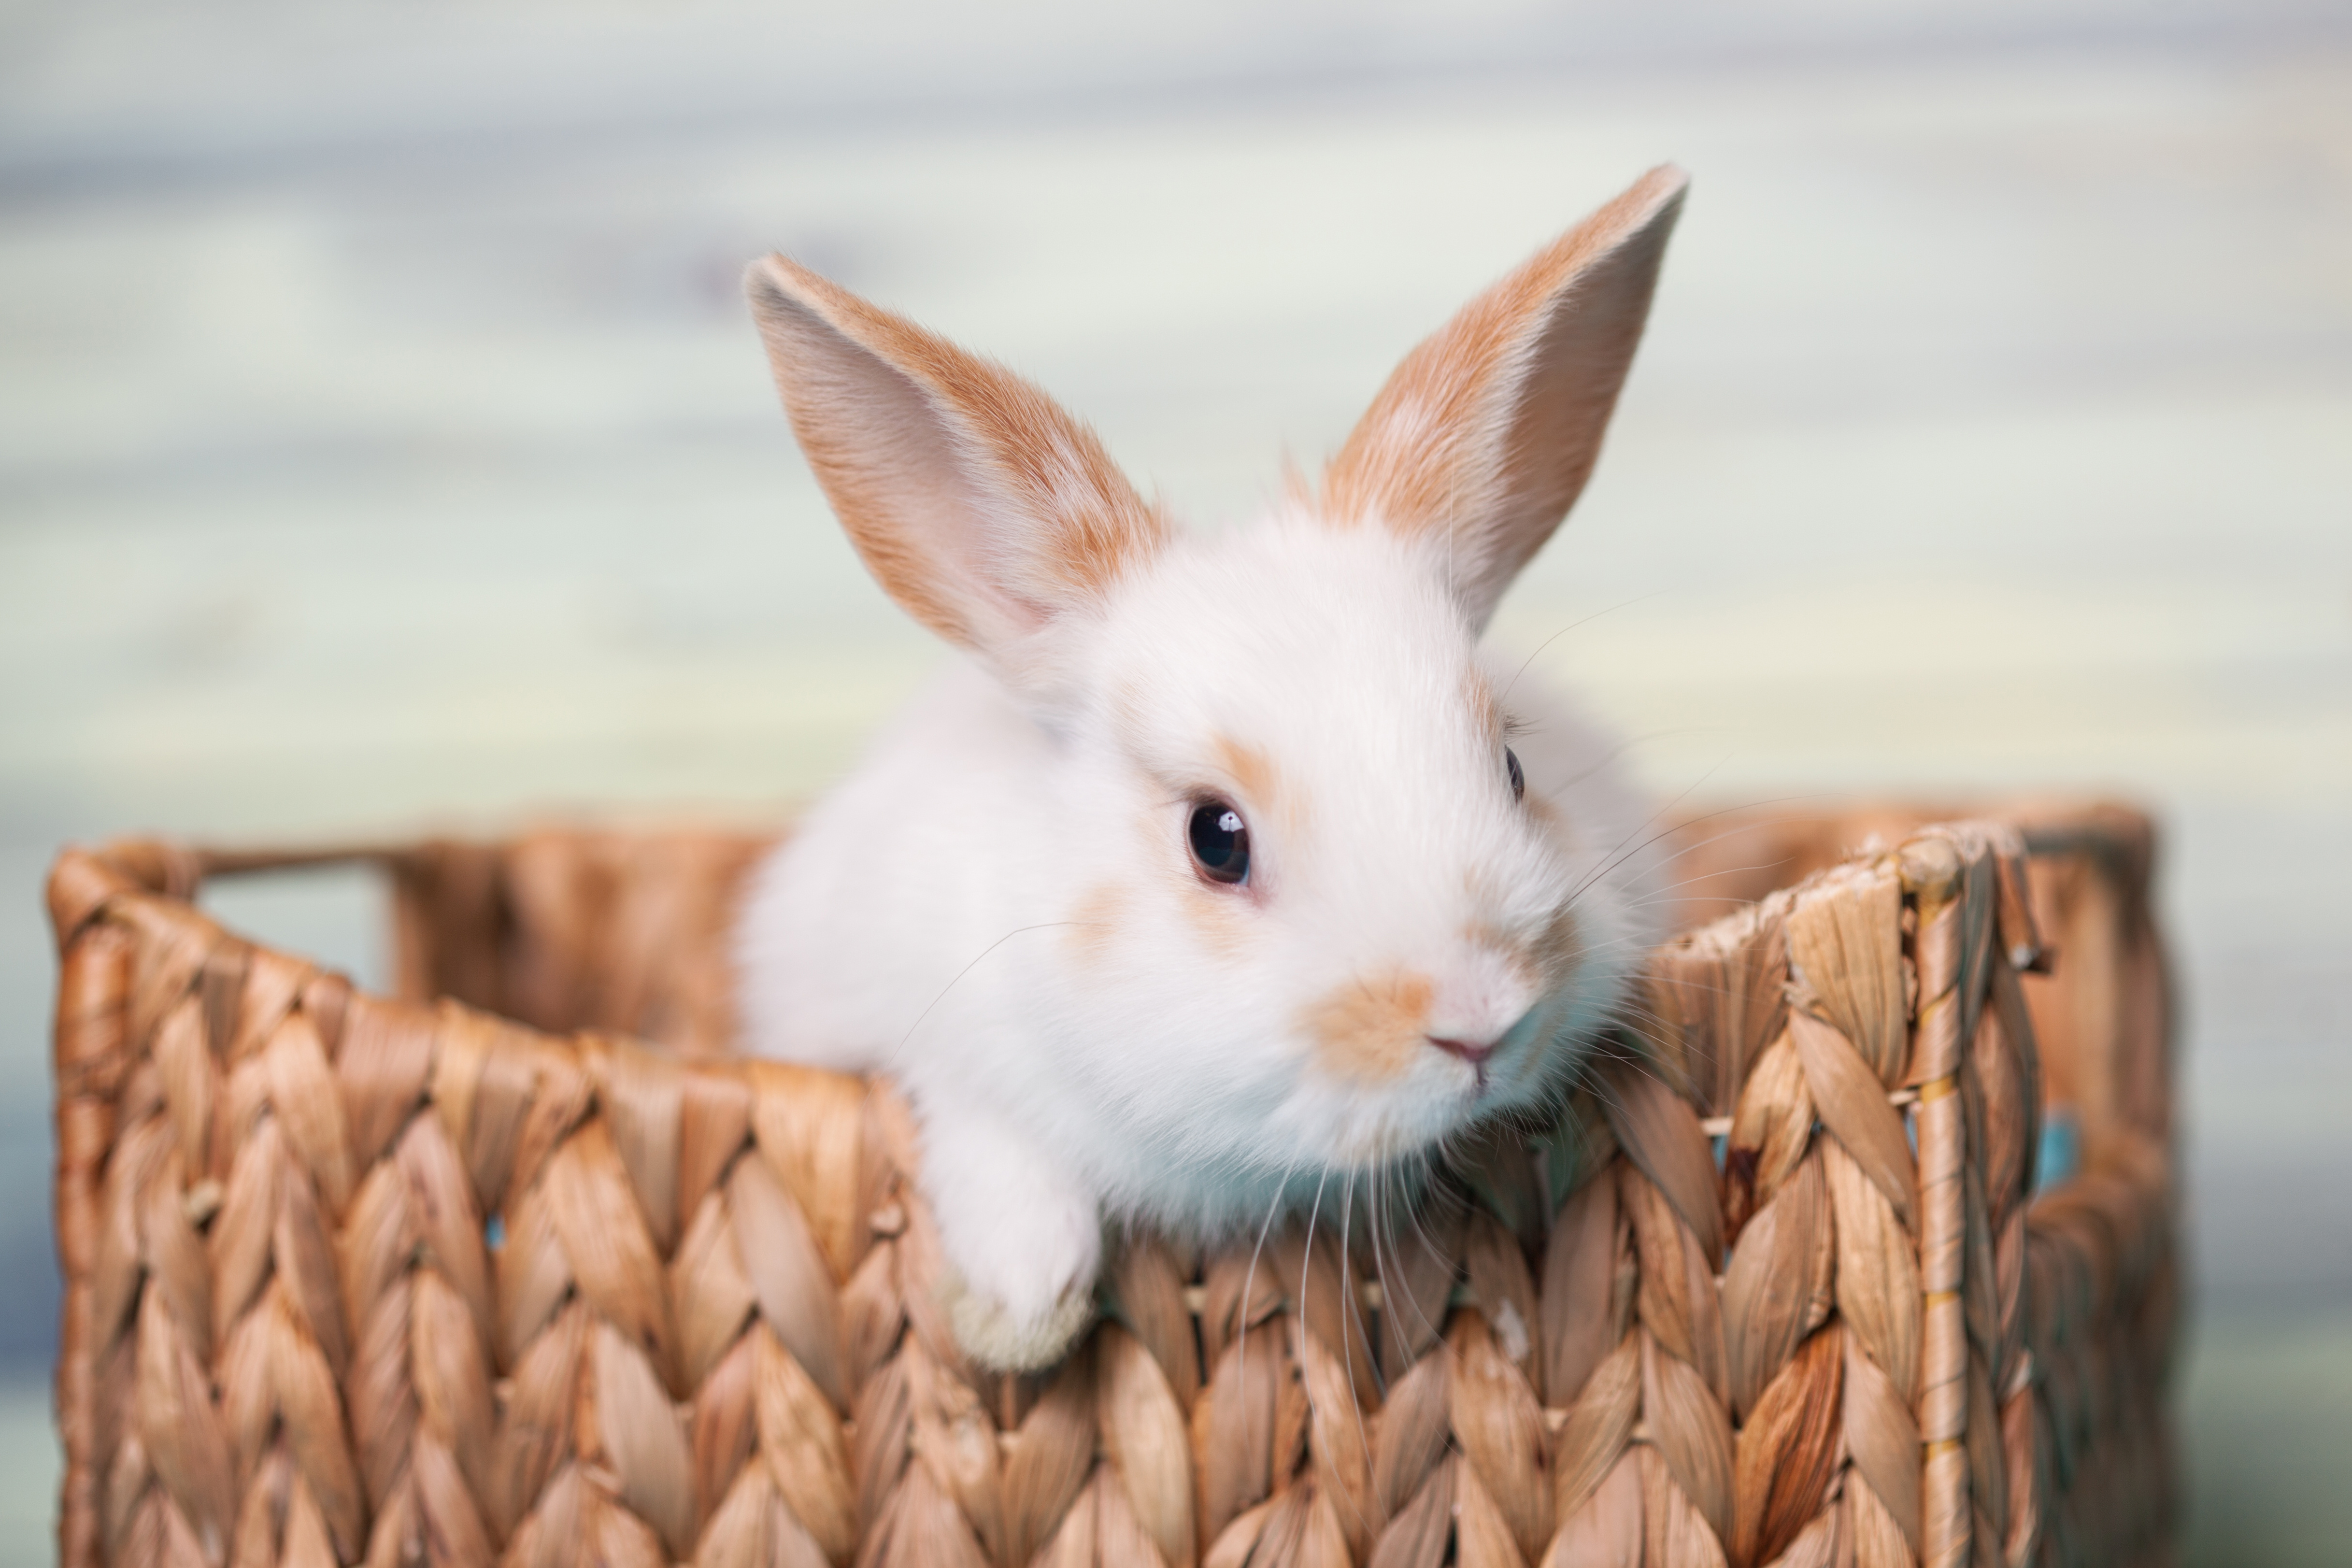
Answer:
883 921 1089 1069
1557 760 1743 913
1234 1169 1291 1455
1498 593 1667 708
1556 795 1846 960
1382 1154 1453 1364
1566 790 1847 913
1545 727 1725 790
1622 857 1808 902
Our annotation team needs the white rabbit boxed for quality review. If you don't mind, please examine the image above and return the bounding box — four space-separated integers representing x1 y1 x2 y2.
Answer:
735 166 1685 1371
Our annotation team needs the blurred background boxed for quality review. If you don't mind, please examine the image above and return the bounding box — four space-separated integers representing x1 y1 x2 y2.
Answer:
3 0 2347 1560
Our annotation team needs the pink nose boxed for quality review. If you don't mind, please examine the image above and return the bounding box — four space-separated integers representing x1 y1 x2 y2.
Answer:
1428 1036 1497 1067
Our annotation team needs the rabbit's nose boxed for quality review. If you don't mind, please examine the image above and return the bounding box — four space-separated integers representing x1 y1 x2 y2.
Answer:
1427 1036 1497 1067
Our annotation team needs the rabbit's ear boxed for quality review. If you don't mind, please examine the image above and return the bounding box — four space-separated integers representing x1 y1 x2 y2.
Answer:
1323 165 1686 629
747 256 1169 665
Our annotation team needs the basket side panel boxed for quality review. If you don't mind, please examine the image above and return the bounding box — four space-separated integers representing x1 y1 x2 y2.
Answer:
51 887 137 1568
2018 818 2178 1568
390 829 773 1057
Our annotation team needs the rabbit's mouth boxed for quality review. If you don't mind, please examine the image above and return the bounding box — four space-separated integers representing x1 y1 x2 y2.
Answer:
1429 1035 1497 1096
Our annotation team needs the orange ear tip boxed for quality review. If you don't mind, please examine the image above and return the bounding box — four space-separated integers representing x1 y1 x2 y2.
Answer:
1601 167 1691 246
1628 165 1692 214
745 253 842 313
743 255 796 310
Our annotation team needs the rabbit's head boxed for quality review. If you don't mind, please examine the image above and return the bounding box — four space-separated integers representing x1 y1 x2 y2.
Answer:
747 168 1685 1206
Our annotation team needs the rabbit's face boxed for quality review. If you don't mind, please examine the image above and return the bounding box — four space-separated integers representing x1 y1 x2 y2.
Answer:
1043 516 1628 1177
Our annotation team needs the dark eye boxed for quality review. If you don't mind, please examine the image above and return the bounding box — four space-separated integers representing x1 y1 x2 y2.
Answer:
1188 800 1251 885
1506 747 1525 802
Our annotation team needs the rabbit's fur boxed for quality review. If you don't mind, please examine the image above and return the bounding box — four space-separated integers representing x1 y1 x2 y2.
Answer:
736 166 1686 1370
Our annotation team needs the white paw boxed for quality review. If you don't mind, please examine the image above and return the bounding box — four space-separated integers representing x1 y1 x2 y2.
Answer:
918 1100 1104 1371
947 1275 1096 1371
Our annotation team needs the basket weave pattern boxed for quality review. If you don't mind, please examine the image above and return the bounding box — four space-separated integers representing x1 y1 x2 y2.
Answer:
46 811 2174 1568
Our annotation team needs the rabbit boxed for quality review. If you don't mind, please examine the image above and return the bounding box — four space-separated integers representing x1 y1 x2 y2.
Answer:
734 165 1686 1372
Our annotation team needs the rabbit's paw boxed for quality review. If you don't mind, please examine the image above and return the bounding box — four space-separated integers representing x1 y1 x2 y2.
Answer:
947 1274 1096 1372
924 1107 1102 1370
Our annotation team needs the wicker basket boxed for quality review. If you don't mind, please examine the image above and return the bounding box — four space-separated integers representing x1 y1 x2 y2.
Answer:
45 805 2175 1568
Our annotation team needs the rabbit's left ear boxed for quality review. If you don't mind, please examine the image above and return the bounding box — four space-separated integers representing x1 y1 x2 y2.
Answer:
1322 165 1687 629
746 255 1169 678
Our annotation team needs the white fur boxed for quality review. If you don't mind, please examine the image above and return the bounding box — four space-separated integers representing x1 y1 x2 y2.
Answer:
735 167 1687 1368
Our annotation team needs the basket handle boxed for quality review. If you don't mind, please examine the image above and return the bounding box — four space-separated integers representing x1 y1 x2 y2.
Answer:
90 836 401 898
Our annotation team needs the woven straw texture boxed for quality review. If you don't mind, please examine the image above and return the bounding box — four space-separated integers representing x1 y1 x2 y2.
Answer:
46 806 2174 1568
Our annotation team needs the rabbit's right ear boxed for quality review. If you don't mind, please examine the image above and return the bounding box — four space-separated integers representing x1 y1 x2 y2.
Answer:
747 257 1169 670
1323 166 1687 631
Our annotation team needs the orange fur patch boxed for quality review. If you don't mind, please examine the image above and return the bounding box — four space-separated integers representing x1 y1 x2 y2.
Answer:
1468 906 1582 993
1518 904 1583 989
1212 733 1315 841
1462 919 1516 957
1213 735 1274 804
1464 667 1504 746
1302 969 1436 1083
1067 882 1124 966
1181 883 1249 960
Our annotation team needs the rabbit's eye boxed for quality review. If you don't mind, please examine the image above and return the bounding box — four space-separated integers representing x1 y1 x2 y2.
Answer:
1506 747 1525 802
1189 800 1251 885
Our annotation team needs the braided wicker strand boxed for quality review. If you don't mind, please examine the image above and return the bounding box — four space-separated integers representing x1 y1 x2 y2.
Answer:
53 912 135 1568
